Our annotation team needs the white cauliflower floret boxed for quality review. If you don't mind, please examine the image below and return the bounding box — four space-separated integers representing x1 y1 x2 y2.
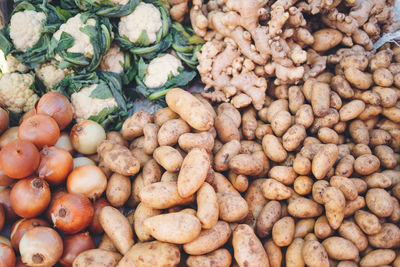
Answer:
71 84 118 122
0 52 29 73
144 54 183 88
103 0 129 6
9 10 46 52
118 2 162 44
53 14 96 59
35 61 71 90
0 73 39 113
100 44 124 74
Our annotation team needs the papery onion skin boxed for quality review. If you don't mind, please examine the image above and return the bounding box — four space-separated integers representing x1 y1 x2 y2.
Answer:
0 243 16 267
36 92 73 130
44 188 67 223
0 139 40 179
55 132 74 155
0 188 18 221
0 168 15 186
0 108 9 135
10 218 50 252
70 120 106 155
89 198 111 234
19 109 36 125
38 146 73 185
67 165 107 199
18 114 60 149
0 126 19 148
59 232 95 267
10 177 51 218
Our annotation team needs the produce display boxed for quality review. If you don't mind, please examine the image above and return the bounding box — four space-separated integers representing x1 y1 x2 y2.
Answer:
0 0 399 267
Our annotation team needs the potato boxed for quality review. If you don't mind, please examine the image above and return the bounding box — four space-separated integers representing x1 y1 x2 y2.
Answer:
153 146 183 172
251 151 270 178
256 200 281 238
286 238 305 267
293 176 313 195
365 172 392 188
133 203 161 242
178 148 210 197
271 110 292 137
349 120 369 145
282 124 307 151
97 140 140 176
262 179 292 200
294 219 315 238
369 129 391 146
358 104 382 120
269 166 297 185
157 119 190 146
288 197 323 218
183 221 231 255
144 212 201 244
322 187 345 229
338 220 368 251
312 29 342 51
228 153 263 176
322 236 359 261
302 240 329 267
382 106 400 123
360 249 396 267
242 108 257 140
232 224 270 267
245 179 268 228
217 191 249 222
262 134 287 162
330 91 343 110
99 206 134 255
122 110 153 140
143 123 159 155
373 68 394 87
186 248 232 267
214 140 241 171
272 216 295 247
368 223 400 248
330 176 357 201
288 85 305 113
366 188 394 217
228 171 248 192
196 182 219 229
214 113 240 143
373 86 398 107
312 144 339 179
339 100 366 121
374 145 397 169
311 81 331 117
314 216 334 239
267 99 289 122
331 75 354 99
310 108 339 133
261 240 281 267
318 127 339 144
117 241 180 267
370 49 393 71
154 107 179 126
335 154 354 177
312 180 329 204
128 173 144 207
72 249 121 267
256 124 273 140
217 103 241 128
139 182 194 209
295 104 314 128
98 235 117 252
239 140 262 154
178 132 214 153
106 131 128 147
106 174 131 207
293 155 311 175
166 88 214 131
194 94 217 118
344 68 373 90
130 148 151 167
390 196 400 223
354 154 380 175
354 210 381 235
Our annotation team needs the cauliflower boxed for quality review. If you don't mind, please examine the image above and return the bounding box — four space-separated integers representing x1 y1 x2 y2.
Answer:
144 54 183 88
0 73 39 113
118 2 162 44
35 61 71 90
100 44 124 74
9 10 46 52
0 52 29 73
53 14 96 59
105 0 129 6
71 84 118 122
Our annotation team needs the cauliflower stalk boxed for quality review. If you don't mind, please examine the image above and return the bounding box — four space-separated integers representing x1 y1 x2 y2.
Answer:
0 73 39 113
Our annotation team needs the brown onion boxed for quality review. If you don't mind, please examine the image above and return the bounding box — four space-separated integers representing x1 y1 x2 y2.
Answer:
0 235 12 247
0 168 15 186
0 108 9 135
0 243 16 267
10 177 51 218
0 204 4 232
89 198 111 234
70 120 106 155
73 157 95 169
18 114 60 149
0 188 17 221
37 146 73 185
36 92 73 130
59 232 95 267
0 139 40 179
19 109 36 125
67 165 107 199
19 226 63 267
10 218 50 252
44 187 67 223
55 132 74 155
0 126 19 148
51 193 94 234
16 257 30 267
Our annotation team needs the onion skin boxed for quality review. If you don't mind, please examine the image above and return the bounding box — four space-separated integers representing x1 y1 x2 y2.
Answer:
18 114 60 149
55 132 74 155
0 204 5 232
59 232 95 267
51 193 94 234
0 126 19 148
10 177 51 218
0 139 40 179
0 188 18 221
36 92 73 130
44 188 67 223
37 146 73 185
73 157 95 169
67 165 107 199
89 198 111 234
19 109 36 125
70 120 106 155
16 257 30 267
0 243 16 267
19 226 63 267
0 108 9 135
10 218 50 252
0 168 15 187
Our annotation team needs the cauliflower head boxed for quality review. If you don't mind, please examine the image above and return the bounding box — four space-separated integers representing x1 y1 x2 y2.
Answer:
0 52 29 73
35 61 71 90
103 0 129 6
71 84 118 122
118 2 162 44
9 10 46 52
144 54 183 88
0 73 39 113
53 14 96 59
100 44 124 74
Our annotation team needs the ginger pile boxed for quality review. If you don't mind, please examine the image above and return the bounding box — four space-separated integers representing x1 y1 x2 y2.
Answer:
191 0 400 110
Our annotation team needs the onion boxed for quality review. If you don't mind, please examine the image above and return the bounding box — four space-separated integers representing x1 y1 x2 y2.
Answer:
19 109 36 125
44 188 67 223
67 165 107 199
55 132 74 155
51 193 94 234
19 226 63 267
0 168 15 187
0 140 40 179
0 108 9 135
37 146 73 185
89 198 110 234
10 218 50 252
0 236 11 247
0 204 4 232
59 232 95 267
0 126 19 148
73 157 95 169
70 120 106 155
0 243 16 267
36 92 73 130
0 188 17 221
10 177 51 218
18 114 60 149
16 257 30 267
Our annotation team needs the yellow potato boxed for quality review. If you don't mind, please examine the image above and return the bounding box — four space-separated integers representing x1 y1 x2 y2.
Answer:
239 140 263 154
314 216 334 239
364 172 392 188
186 248 232 267
98 235 117 252
338 220 368 252
130 148 152 167
354 210 381 235
217 103 242 127
264 239 282 267
330 176 358 201
368 223 400 249
153 146 183 172
214 113 240 143
196 182 219 229
271 110 292 137
288 85 305 114
242 107 257 140
295 104 314 128
322 236 359 261
178 132 214 153
256 200 282 238
302 240 329 267
374 145 397 169
217 191 249 222
153 107 179 127
322 187 346 229
294 219 315 238
73 249 122 267
318 127 339 144
286 238 305 267
261 179 292 200
128 173 144 207
366 188 394 217
272 216 295 247
331 75 354 99
335 154 354 177
227 171 248 192
288 197 323 218
133 202 161 242
228 153 263 176
360 249 396 267
293 155 311 176
311 81 331 117
214 140 241 171
293 176 313 195
106 131 128 147
344 68 373 90
269 166 297 185
283 124 307 151
262 134 287 162
312 144 339 179
312 180 329 204
106 173 131 207
158 119 190 146
312 29 343 51
143 123 159 155
122 110 153 140
245 179 268 229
